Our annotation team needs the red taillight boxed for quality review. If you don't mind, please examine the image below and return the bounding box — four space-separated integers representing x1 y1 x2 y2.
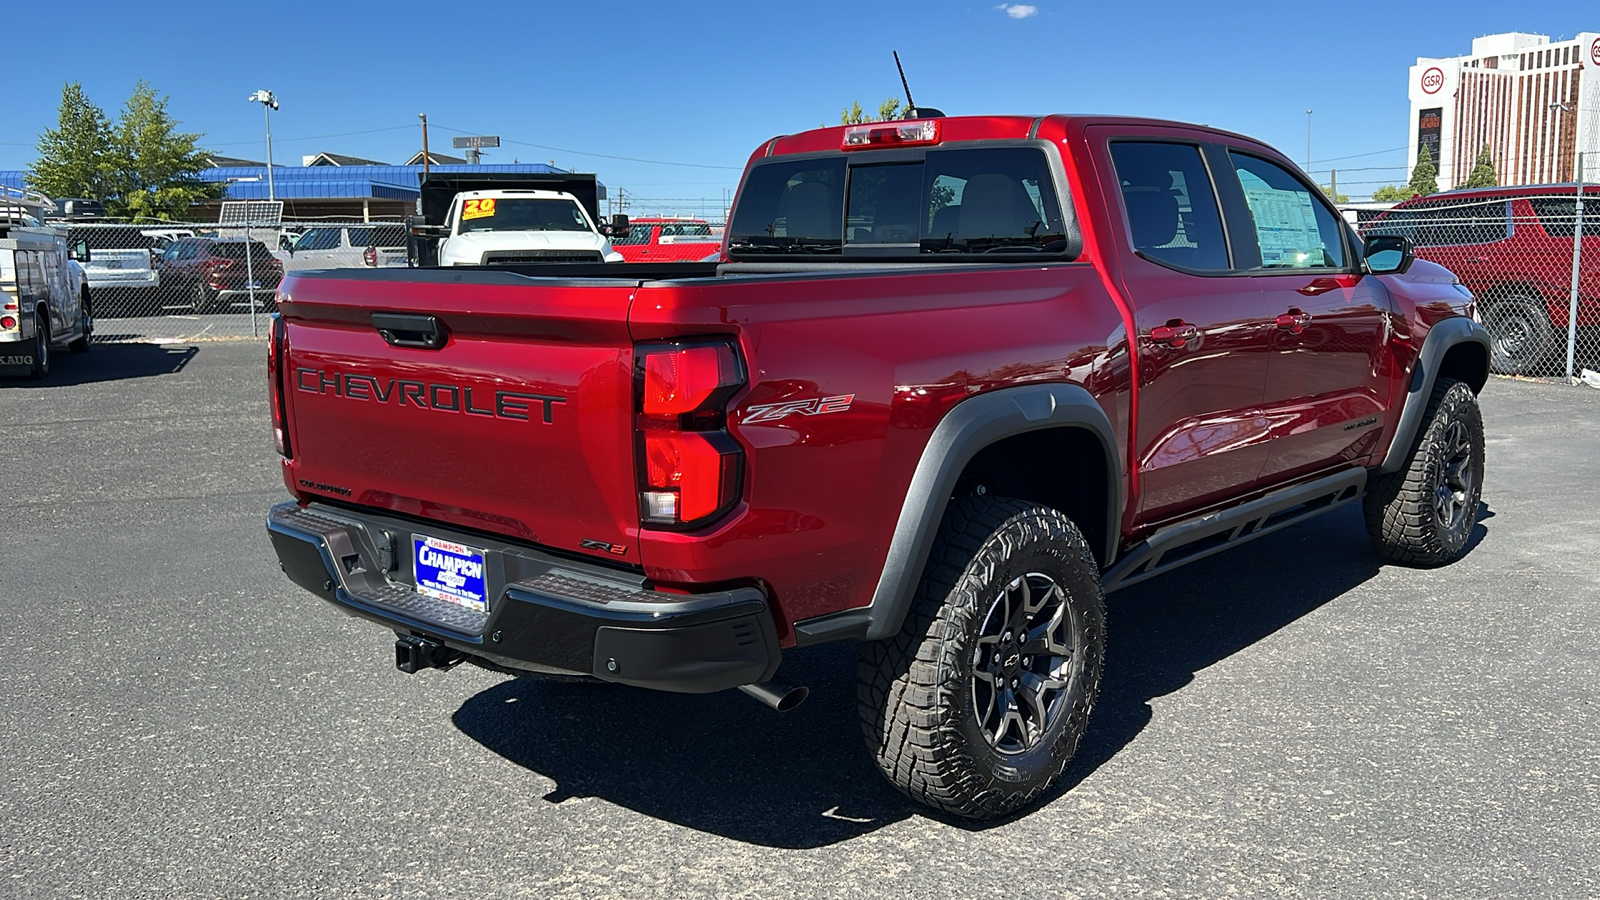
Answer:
635 340 745 528
0 315 16 329
268 314 291 458
643 343 738 415
363 246 377 267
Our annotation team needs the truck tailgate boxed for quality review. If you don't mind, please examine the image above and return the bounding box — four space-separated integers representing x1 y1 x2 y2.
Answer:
279 271 641 562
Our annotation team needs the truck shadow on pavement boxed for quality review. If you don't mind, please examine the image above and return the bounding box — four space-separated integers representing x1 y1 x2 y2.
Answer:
4 342 198 387
452 503 1490 847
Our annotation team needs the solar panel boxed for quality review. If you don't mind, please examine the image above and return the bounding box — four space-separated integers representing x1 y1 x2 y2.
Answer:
218 200 284 226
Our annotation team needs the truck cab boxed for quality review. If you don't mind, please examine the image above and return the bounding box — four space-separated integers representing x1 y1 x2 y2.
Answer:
436 189 623 266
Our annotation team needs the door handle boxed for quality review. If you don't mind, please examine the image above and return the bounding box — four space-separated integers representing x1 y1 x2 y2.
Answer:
372 312 447 349
1297 277 1344 296
1148 322 1201 348
1276 309 1312 334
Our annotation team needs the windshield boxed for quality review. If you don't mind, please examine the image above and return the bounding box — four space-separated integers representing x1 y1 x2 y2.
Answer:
727 146 1067 258
457 197 592 234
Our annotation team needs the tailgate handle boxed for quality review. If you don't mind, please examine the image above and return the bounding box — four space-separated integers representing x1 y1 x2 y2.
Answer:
372 313 446 350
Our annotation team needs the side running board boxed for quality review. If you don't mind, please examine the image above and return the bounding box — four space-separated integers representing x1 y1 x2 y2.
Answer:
1101 468 1367 594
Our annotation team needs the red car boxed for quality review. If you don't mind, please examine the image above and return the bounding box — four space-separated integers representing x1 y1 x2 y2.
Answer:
267 114 1489 819
156 237 283 314
612 216 721 262
1363 184 1600 374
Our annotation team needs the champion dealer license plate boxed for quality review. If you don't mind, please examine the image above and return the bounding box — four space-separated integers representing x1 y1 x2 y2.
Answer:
413 535 487 612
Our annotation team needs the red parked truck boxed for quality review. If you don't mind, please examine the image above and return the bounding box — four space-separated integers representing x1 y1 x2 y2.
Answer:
266 114 1490 819
1361 184 1599 375
611 216 722 262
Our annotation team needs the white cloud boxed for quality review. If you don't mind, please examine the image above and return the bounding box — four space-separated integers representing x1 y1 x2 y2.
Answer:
996 3 1038 18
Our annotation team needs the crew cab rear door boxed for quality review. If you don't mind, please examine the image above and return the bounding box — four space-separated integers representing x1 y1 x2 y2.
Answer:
277 270 642 562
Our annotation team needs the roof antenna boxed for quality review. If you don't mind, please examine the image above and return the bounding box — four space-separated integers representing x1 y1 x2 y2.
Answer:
894 51 944 119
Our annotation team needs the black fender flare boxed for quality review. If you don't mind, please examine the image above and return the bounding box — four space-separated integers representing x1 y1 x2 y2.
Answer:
792 383 1121 645
1380 317 1491 474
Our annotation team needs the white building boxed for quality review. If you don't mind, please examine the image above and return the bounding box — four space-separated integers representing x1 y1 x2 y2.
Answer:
1408 31 1600 189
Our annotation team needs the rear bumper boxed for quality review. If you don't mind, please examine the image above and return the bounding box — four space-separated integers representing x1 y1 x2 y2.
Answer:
266 501 781 692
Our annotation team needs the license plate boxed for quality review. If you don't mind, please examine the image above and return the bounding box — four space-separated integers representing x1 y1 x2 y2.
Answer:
412 536 487 612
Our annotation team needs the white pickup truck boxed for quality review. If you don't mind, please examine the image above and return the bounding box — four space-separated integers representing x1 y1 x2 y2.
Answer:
1 188 92 378
436 189 623 265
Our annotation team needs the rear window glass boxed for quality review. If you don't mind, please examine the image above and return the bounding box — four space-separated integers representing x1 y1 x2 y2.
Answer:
349 225 407 247
1530 197 1600 238
210 240 275 260
727 147 1067 258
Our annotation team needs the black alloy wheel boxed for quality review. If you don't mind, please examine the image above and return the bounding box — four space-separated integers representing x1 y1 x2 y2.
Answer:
1485 293 1555 376
971 572 1080 755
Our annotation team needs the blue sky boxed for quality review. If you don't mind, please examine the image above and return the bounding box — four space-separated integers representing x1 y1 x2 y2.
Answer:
0 0 1594 213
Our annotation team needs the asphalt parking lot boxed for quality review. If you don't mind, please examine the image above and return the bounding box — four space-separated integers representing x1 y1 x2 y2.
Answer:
2 342 1598 899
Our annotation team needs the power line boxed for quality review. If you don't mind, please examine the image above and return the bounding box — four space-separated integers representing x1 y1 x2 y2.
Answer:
1311 145 1410 165
434 124 742 171
206 124 416 148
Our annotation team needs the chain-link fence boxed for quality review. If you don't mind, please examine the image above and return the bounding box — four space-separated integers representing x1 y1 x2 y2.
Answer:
71 218 407 343
1358 164 1600 384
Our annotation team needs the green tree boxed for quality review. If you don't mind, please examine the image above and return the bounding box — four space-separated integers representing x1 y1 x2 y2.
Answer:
839 98 908 125
1464 144 1498 188
27 82 116 203
1372 184 1416 202
1407 145 1439 197
28 81 218 220
107 81 220 221
1321 184 1349 204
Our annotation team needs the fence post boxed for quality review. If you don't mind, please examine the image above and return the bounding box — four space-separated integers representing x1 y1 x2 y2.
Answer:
1567 151 1586 381
245 218 259 338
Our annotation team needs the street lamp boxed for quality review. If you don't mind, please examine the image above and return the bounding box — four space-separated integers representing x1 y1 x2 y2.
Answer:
1305 109 1313 171
248 90 279 201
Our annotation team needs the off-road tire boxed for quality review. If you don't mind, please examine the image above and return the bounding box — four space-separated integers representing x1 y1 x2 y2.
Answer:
1485 293 1554 376
28 315 49 379
1364 378 1484 566
857 497 1105 819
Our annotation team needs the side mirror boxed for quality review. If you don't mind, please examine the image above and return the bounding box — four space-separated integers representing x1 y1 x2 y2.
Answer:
1363 234 1414 275
409 223 449 239
607 214 630 238
68 239 90 262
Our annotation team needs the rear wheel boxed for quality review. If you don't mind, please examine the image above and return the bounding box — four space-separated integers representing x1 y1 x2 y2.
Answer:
190 280 217 314
68 292 91 353
1484 292 1555 375
858 497 1105 819
28 315 50 379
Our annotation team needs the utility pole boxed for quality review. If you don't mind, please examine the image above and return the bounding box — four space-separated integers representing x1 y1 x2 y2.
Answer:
1330 169 1337 200
420 113 430 177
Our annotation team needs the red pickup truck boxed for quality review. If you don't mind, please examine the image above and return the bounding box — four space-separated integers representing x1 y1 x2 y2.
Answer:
266 114 1490 819
611 216 721 262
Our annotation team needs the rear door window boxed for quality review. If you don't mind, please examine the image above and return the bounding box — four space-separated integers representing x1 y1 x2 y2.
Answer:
1108 141 1231 271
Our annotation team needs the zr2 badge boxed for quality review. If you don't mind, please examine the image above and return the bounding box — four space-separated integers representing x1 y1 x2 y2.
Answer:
743 394 855 424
